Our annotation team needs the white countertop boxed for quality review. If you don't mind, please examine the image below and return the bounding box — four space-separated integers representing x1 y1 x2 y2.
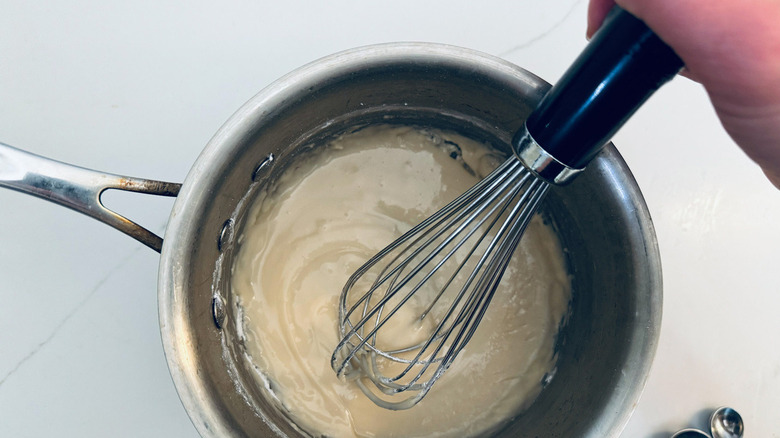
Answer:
1 1 778 436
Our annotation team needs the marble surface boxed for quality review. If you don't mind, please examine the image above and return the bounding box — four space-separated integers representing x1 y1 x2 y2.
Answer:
1 0 778 436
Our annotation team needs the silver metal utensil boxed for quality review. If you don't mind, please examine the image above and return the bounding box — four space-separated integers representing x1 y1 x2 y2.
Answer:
671 429 711 438
710 406 745 438
671 406 744 438
331 6 684 410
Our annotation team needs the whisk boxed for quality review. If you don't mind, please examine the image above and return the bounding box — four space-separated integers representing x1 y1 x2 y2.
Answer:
331 7 684 410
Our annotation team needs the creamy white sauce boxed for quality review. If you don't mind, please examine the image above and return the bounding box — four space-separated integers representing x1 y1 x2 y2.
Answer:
231 125 571 438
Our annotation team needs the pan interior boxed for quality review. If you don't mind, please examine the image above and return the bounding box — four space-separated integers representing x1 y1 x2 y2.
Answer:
159 44 661 438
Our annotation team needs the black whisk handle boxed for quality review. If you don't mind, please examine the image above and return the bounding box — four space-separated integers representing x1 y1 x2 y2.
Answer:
522 6 684 171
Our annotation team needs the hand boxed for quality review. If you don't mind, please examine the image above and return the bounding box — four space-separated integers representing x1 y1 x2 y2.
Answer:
588 0 780 189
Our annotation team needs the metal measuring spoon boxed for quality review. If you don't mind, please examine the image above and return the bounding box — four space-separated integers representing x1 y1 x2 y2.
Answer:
710 407 744 438
671 407 744 438
671 429 710 438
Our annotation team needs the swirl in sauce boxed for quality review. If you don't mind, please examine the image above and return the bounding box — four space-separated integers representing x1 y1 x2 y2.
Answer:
231 125 571 438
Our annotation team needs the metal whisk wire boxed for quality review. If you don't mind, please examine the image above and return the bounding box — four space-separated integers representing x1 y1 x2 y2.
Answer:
331 156 549 409
330 6 684 411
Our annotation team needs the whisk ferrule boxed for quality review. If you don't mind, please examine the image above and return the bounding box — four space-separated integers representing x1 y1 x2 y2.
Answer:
513 124 583 185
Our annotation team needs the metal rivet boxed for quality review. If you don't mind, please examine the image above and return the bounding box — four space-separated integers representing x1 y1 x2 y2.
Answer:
218 218 234 252
251 153 275 182
212 295 226 330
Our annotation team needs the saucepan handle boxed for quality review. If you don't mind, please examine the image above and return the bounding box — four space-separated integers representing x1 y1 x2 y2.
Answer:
0 142 181 253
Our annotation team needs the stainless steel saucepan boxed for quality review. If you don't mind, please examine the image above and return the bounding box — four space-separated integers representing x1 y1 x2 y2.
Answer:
0 43 662 437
